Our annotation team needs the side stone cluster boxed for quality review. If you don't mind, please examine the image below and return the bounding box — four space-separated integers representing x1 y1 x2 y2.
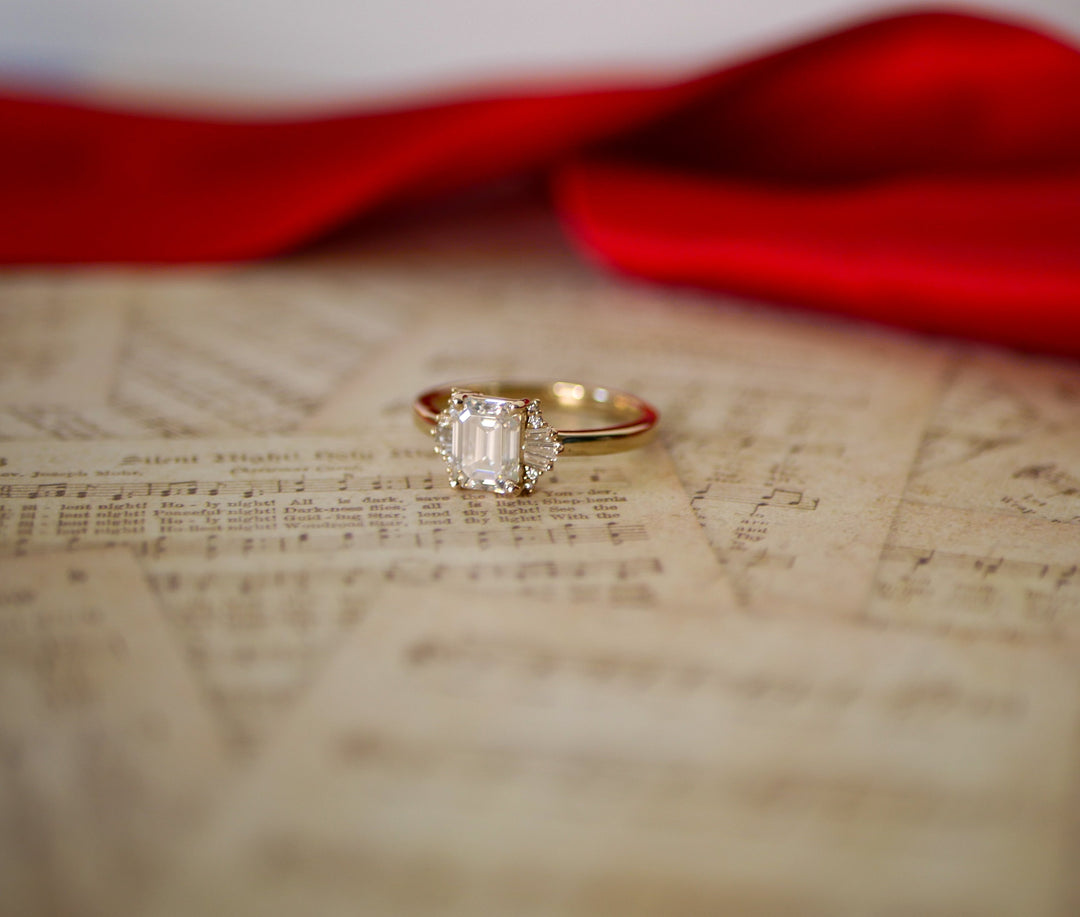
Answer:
522 402 562 489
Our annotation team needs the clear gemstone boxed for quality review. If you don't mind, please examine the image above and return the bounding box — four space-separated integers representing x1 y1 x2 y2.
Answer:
444 394 524 494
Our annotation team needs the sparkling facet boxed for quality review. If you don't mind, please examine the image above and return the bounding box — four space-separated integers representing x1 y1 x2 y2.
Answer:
433 392 563 495
442 394 525 494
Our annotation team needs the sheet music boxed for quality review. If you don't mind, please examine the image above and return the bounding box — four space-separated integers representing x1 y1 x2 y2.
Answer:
3 202 1080 915
148 586 1080 917
0 269 406 439
866 390 1080 642
308 291 949 615
0 549 229 917
0 434 727 752
0 275 129 407
908 349 1080 475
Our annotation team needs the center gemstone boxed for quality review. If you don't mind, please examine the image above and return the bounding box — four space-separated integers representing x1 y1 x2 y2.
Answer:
440 394 525 494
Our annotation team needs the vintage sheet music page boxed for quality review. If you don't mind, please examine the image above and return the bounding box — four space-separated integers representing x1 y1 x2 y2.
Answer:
149 586 1080 917
866 355 1080 643
2 203 1080 915
0 433 727 752
308 283 950 616
0 548 229 916
0 276 128 409
0 270 406 439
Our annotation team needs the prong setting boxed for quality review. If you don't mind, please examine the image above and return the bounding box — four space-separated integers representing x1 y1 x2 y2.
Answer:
434 391 562 495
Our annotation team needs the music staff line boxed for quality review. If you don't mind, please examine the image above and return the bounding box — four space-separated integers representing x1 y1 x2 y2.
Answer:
1 521 650 559
881 544 1080 588
0 475 431 501
0 469 629 501
147 556 666 594
692 484 820 513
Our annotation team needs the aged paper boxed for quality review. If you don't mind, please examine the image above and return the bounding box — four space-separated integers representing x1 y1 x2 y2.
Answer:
308 295 948 615
909 349 1080 475
866 353 1080 643
0 275 128 407
0 434 727 751
0 269 405 439
149 586 1080 917
296 213 1080 634
0 548 229 917
3 202 1080 916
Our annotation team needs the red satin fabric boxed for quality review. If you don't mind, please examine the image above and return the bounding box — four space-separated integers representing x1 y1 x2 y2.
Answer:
553 12 1080 355
1 11 1078 354
0 84 689 262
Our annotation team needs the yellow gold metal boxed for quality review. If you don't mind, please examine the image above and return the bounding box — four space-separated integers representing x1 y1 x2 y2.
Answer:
413 381 659 457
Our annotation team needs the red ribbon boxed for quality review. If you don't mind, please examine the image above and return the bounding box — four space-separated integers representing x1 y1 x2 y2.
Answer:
3 11 1078 354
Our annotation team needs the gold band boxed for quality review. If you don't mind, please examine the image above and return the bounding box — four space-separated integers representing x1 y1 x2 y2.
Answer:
413 381 659 457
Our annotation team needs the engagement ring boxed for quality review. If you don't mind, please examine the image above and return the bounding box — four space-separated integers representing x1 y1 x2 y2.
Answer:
413 381 659 496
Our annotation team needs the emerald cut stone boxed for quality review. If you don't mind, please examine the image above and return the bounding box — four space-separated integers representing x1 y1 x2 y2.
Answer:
438 394 525 494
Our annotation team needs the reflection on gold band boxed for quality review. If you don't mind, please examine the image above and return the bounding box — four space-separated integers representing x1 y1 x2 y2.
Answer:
413 381 659 456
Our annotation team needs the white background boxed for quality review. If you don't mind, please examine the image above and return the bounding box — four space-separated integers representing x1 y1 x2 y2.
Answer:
0 1 1077 112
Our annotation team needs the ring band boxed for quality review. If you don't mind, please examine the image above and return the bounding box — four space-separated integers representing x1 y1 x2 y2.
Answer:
414 381 659 495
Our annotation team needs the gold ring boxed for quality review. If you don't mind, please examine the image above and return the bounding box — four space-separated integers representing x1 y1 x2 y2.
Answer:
413 381 659 495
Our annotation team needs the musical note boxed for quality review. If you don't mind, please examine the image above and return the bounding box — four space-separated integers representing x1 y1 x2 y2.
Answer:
755 488 819 513
0 472 551 502
157 481 199 498
1056 564 1078 591
973 556 1004 578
